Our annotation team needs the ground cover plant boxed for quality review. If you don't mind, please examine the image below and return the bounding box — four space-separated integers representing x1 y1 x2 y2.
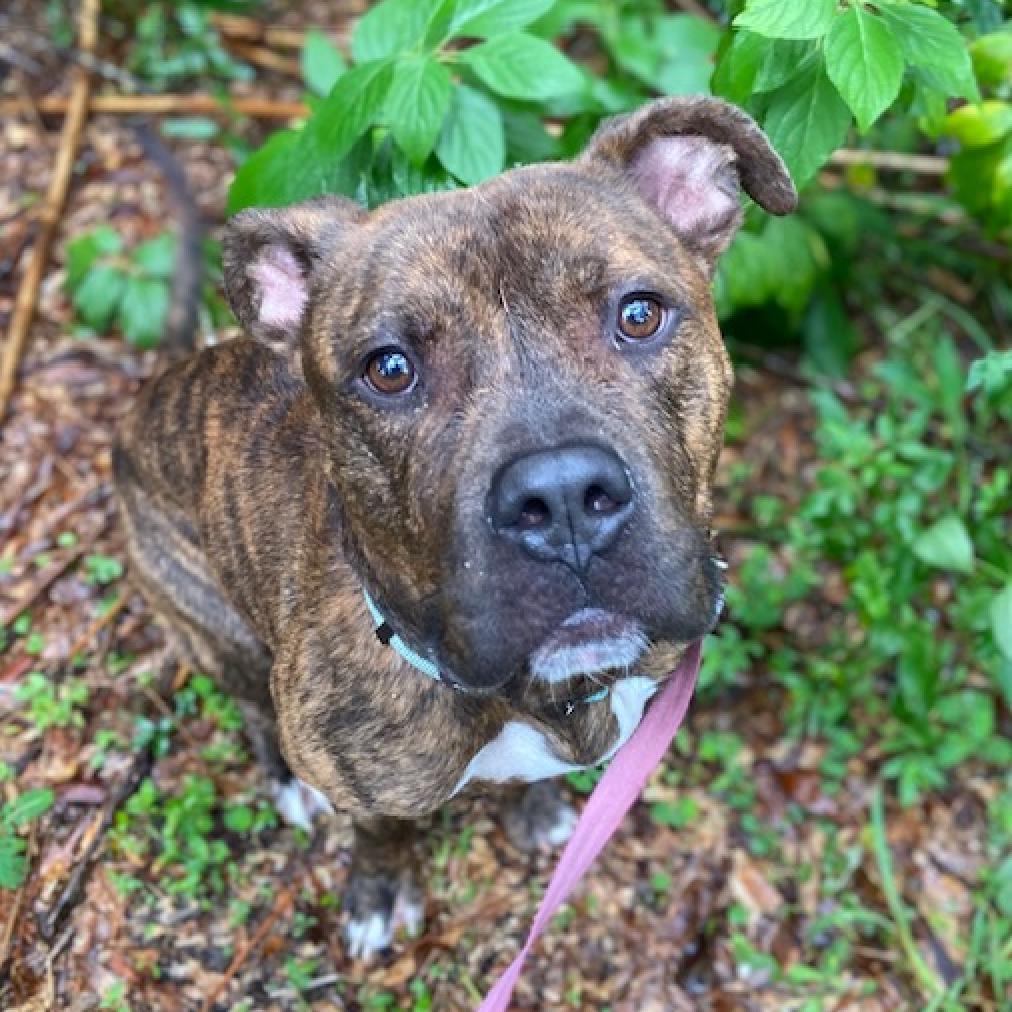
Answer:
0 0 1009 1009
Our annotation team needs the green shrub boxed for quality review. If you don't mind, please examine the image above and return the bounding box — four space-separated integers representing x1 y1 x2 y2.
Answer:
223 0 1005 371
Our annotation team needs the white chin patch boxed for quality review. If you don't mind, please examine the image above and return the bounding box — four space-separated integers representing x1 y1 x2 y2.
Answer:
530 630 648 684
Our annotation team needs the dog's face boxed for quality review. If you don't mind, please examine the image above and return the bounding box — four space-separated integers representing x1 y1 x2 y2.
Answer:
225 97 796 693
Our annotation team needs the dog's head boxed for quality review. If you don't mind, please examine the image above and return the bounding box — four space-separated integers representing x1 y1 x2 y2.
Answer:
224 96 796 694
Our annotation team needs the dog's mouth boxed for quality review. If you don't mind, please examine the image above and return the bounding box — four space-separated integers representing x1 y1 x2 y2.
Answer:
529 608 648 685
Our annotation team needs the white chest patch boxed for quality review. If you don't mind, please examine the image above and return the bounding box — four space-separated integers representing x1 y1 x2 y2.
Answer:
451 676 658 797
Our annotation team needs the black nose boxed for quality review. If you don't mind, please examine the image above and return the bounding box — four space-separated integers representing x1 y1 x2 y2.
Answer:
488 444 635 572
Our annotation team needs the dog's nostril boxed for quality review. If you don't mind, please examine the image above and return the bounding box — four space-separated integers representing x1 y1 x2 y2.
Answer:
519 498 551 529
584 484 620 516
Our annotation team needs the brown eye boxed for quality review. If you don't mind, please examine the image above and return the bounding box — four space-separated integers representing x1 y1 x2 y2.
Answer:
363 348 416 396
618 295 664 341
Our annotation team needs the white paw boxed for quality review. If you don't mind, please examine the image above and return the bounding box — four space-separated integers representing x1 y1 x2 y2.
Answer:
344 880 424 960
346 912 392 960
273 778 333 831
391 888 425 937
541 801 578 848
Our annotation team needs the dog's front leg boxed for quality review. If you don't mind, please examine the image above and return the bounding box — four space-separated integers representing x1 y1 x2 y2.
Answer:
502 781 579 853
344 816 424 959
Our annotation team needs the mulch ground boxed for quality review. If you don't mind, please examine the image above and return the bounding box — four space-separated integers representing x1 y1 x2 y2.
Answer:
0 3 996 1010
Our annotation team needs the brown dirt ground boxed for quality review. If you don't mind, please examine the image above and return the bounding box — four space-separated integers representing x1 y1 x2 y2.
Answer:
0 2 998 1010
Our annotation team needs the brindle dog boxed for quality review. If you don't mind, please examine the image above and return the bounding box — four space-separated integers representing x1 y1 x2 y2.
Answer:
114 96 796 956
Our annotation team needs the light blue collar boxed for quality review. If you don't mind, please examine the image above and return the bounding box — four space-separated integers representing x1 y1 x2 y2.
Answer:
363 588 609 708
363 588 442 682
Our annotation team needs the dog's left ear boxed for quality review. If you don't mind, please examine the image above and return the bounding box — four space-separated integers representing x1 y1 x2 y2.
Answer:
579 96 797 272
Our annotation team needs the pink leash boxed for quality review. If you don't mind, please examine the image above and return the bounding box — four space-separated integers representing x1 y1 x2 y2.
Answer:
478 640 702 1012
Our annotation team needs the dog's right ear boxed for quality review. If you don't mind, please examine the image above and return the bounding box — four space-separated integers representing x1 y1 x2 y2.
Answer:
223 195 365 343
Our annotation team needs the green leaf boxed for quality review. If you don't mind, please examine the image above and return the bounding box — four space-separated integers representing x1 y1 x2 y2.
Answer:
502 103 561 163
609 22 662 85
966 349 1012 395
351 0 445 63
947 135 1012 227
64 227 122 291
131 233 177 279
228 130 374 214
447 0 555 40
991 584 1012 661
943 101 1012 148
878 1 978 102
733 0 836 41
0 834 28 890
227 129 302 212
825 6 904 133
3 788 54 828
763 59 851 188
384 56 452 164
937 691 994 747
970 29 1012 89
802 283 858 377
995 855 1012 918
160 117 219 140
913 515 975 574
308 59 394 158
366 135 457 203
456 32 584 100
72 265 128 332
654 14 720 95
435 84 504 184
85 554 124 585
223 804 254 833
119 277 170 349
711 31 767 104
753 38 817 92
301 28 346 97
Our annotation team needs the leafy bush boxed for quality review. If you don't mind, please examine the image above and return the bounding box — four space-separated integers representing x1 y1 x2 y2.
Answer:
109 771 278 902
942 28 1012 233
225 0 1006 372
228 0 994 206
15 673 90 731
104 0 255 89
64 228 177 348
63 228 231 349
706 323 1011 806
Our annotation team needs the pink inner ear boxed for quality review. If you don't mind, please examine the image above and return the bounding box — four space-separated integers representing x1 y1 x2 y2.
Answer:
629 135 739 244
247 246 307 329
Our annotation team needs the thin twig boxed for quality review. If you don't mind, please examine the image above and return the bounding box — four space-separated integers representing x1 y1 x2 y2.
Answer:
820 172 969 225
225 41 302 77
0 94 310 120
209 12 309 49
829 148 948 175
20 480 110 549
61 594 126 667
0 0 100 422
199 879 300 1011
45 920 76 1007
